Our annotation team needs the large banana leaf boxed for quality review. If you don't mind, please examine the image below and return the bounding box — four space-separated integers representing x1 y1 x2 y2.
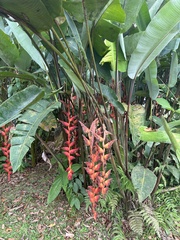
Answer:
0 0 62 31
10 100 61 172
128 0 180 79
6 20 48 71
0 29 19 66
92 0 126 55
0 85 44 127
63 0 109 22
121 0 144 32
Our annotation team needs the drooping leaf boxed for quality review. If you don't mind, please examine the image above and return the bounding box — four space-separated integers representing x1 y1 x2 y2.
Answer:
129 104 145 146
128 0 180 79
145 60 159 100
0 68 47 86
47 168 68 204
0 29 19 66
0 85 44 127
94 82 125 114
0 0 62 31
131 165 157 203
10 100 61 172
6 20 48 71
168 51 179 88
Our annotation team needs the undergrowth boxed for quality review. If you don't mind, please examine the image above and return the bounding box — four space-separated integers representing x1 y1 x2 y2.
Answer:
109 189 180 239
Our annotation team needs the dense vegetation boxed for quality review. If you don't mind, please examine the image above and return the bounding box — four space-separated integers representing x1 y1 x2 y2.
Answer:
0 0 180 238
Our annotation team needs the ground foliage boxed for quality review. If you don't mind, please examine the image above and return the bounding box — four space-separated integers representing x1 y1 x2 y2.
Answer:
0 163 113 240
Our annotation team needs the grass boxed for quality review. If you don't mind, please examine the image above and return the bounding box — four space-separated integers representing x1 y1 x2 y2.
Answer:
0 163 112 240
0 163 180 240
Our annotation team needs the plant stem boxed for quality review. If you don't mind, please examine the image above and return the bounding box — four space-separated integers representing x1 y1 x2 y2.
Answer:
36 134 65 170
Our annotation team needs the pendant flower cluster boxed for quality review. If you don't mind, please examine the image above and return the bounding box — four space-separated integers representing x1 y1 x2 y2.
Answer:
80 118 115 220
0 125 12 181
59 99 79 180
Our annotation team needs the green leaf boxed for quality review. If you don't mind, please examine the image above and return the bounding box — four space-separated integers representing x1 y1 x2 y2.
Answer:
0 29 19 66
149 0 164 18
131 165 157 203
121 0 144 32
167 165 179 182
136 1 151 31
75 178 82 189
100 40 127 72
129 104 145 146
63 0 109 22
71 163 82 173
0 0 62 31
64 11 90 70
70 197 80 210
168 51 178 88
0 85 44 127
156 98 174 111
161 116 180 161
59 59 93 94
124 32 143 56
73 182 79 193
145 60 159 100
6 20 48 71
0 68 47 86
47 176 62 204
92 0 126 55
139 126 180 145
94 82 125 114
128 0 180 79
10 100 61 172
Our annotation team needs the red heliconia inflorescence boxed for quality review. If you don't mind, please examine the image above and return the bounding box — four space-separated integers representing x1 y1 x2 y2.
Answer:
0 125 12 181
80 119 115 220
59 99 79 180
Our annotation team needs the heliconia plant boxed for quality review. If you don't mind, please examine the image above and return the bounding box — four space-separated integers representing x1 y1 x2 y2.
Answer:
59 99 79 180
0 125 12 181
80 118 115 220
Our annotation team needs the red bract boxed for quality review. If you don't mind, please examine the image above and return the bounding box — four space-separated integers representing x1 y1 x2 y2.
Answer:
59 99 79 180
0 125 12 181
80 119 115 220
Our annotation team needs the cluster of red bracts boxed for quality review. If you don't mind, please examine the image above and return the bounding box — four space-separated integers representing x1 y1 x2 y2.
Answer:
0 125 12 181
59 100 79 180
80 119 115 220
